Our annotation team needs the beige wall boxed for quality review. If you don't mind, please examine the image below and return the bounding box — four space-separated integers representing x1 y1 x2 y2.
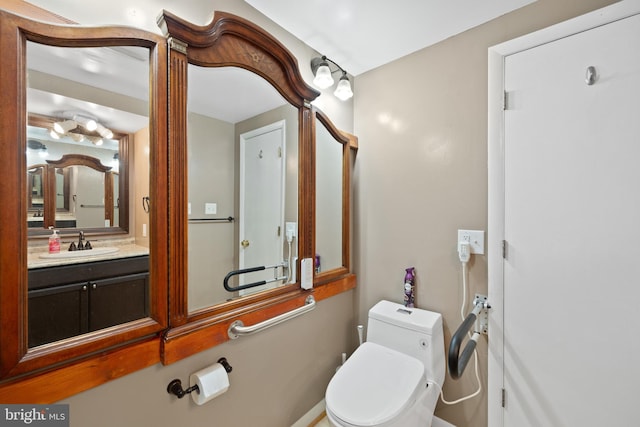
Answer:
133 126 150 247
61 291 356 427
42 1 624 426
60 4 359 427
187 112 235 309
352 1 618 426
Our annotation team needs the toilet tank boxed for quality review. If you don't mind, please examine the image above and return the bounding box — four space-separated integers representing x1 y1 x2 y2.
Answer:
366 300 445 385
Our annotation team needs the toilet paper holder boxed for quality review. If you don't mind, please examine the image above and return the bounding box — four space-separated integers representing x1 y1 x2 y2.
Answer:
167 357 233 399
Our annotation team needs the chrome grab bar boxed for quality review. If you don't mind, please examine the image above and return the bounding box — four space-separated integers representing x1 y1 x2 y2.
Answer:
228 295 316 339
448 296 490 379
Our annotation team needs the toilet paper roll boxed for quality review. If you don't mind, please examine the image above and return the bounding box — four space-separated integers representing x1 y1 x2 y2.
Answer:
189 362 230 405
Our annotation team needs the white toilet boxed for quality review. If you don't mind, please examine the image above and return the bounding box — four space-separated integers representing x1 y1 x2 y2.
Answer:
325 300 446 427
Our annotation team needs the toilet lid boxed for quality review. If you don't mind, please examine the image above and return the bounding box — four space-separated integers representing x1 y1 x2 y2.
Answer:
326 342 426 427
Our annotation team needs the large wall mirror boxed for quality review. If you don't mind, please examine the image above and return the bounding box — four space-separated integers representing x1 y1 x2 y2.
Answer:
25 42 146 236
186 66 299 312
160 10 320 341
314 109 355 282
27 114 129 232
0 10 168 379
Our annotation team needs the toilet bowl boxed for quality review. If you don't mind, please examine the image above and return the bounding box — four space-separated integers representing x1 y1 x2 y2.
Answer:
325 300 445 427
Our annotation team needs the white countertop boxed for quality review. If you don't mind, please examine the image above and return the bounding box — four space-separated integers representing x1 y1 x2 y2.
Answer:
28 238 149 269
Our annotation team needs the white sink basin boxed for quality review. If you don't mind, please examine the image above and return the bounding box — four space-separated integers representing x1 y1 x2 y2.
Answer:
39 247 120 259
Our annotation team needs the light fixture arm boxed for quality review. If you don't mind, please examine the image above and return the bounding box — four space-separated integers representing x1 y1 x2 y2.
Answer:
311 55 348 77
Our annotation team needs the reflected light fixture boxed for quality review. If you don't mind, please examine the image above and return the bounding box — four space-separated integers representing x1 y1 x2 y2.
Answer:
27 139 48 157
310 55 353 101
53 119 76 134
51 113 114 143
96 123 114 139
73 115 97 131
87 136 103 146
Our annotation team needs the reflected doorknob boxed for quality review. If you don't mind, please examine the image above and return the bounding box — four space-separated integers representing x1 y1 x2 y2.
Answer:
241 239 250 248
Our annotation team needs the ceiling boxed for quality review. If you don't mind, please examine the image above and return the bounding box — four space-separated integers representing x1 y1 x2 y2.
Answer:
23 0 536 126
27 0 536 76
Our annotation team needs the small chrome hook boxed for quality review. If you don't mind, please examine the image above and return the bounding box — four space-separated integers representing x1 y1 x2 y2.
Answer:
585 66 597 86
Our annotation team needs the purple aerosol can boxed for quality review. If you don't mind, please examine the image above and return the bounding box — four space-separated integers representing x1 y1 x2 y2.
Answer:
403 267 416 308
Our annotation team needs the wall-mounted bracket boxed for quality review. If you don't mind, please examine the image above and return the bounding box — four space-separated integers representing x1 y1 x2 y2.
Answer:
474 293 490 335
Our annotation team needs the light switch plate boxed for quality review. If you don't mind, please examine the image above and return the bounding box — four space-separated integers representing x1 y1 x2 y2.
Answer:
205 203 217 215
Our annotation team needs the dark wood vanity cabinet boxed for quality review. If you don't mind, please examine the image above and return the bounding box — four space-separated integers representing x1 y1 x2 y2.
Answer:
28 256 149 347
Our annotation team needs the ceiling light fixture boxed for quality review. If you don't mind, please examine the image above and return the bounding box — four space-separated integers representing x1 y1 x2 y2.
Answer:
310 55 353 101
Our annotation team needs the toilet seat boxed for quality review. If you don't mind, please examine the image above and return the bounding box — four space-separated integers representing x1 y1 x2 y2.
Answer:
325 342 426 427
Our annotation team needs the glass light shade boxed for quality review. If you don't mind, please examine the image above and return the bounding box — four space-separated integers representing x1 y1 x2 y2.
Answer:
69 133 85 143
49 129 61 139
75 115 98 131
97 123 114 139
88 136 103 146
334 75 353 101
313 63 334 89
53 120 77 134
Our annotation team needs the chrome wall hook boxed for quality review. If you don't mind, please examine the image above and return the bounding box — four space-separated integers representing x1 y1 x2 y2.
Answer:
585 66 597 85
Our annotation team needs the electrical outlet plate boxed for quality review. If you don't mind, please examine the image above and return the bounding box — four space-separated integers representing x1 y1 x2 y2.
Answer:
285 222 297 238
457 229 485 254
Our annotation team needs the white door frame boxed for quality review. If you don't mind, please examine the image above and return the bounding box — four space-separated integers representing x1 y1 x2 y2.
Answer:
487 1 640 425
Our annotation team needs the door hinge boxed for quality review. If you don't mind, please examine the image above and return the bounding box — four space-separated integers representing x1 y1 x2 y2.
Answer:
502 388 506 407
502 240 507 259
277 226 281 237
278 147 282 158
503 90 510 111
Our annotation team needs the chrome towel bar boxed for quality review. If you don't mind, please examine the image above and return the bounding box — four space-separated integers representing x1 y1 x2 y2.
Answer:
227 295 316 339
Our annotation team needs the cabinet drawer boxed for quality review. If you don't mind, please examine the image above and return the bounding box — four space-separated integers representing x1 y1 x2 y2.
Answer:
28 255 149 290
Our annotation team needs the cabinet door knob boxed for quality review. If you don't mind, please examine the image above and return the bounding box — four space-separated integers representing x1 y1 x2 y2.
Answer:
92 283 97 290
82 285 87 291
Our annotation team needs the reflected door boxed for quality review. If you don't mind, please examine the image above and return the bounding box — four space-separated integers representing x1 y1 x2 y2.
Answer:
239 121 285 292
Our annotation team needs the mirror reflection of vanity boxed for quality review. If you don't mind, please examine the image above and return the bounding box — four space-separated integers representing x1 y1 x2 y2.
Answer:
0 9 168 381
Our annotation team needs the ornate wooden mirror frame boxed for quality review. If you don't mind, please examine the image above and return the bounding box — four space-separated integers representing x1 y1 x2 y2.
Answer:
159 11 356 364
0 9 168 381
312 107 357 284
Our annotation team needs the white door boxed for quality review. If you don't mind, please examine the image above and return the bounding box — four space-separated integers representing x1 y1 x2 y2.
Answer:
498 12 640 427
239 121 286 291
